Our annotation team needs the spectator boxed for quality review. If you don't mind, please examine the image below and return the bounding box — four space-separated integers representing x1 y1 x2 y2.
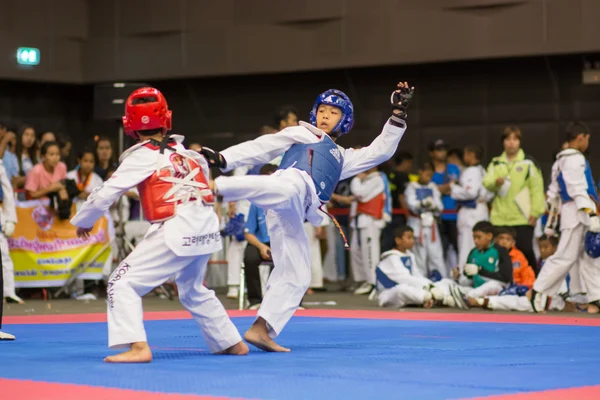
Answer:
447 148 464 171
328 179 353 283
94 137 118 181
39 131 57 147
429 139 461 268
382 151 413 251
274 106 298 130
494 227 535 289
58 133 76 170
482 126 545 271
67 149 103 208
13 125 38 189
25 141 68 200
0 122 19 183
243 164 278 309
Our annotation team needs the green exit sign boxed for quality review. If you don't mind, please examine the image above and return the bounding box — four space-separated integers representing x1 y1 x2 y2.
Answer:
17 47 40 66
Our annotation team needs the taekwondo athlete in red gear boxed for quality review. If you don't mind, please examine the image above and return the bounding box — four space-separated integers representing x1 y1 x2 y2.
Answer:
72 88 247 363
201 82 415 352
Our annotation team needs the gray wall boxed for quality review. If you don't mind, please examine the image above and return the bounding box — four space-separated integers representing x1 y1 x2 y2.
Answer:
1 0 600 83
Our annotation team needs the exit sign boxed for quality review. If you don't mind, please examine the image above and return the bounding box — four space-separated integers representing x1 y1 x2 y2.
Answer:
17 47 40 66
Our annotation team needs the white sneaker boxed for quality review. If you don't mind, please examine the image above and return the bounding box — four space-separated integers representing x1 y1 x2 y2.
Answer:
248 303 261 310
354 282 374 295
227 286 239 299
0 331 15 340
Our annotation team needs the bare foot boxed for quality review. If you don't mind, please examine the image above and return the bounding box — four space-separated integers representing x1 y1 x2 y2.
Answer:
104 342 153 363
423 299 434 309
244 318 290 352
216 341 249 355
467 297 481 308
588 303 599 314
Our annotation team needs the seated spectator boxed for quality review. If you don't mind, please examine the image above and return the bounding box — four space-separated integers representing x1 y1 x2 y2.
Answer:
66 149 103 210
94 137 118 181
450 221 513 307
382 151 412 251
0 123 19 183
58 133 76 170
25 141 68 201
13 125 38 189
39 131 56 147
494 227 535 289
538 234 559 271
375 226 457 309
243 164 278 309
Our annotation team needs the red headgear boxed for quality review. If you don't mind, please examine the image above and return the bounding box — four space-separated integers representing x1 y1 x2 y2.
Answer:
122 87 172 139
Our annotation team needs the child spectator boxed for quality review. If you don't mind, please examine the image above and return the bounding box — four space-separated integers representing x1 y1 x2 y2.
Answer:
494 227 535 289
67 149 103 211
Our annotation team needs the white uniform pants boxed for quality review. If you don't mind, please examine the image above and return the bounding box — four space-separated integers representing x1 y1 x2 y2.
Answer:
304 223 324 288
457 204 489 267
412 226 446 278
488 294 565 312
106 225 241 351
534 223 600 302
350 224 382 285
226 239 247 286
217 172 311 338
0 234 16 298
378 278 456 308
465 280 504 298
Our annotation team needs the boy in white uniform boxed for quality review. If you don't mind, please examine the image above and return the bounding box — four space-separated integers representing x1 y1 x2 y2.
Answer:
376 226 457 308
72 87 247 363
450 145 493 267
405 162 446 278
531 122 600 313
350 166 386 295
204 82 414 352
0 161 19 305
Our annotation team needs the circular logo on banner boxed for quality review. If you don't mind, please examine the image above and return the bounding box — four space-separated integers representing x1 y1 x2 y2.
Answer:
141 116 150 124
32 204 54 231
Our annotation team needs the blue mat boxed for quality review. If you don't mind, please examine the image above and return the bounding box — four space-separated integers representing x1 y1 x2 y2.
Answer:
1 317 600 400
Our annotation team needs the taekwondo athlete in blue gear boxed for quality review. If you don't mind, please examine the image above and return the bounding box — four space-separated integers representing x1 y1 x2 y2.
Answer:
532 122 600 313
204 82 414 352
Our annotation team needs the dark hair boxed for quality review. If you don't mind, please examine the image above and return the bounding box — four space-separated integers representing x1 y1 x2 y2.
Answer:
502 126 521 142
495 226 517 240
0 121 7 130
259 164 278 175
539 234 559 247
419 161 434 172
274 105 298 127
394 225 414 239
565 121 591 142
40 141 60 156
78 148 96 160
15 124 38 175
464 145 483 161
136 128 163 137
448 148 463 160
394 151 413 165
473 220 494 234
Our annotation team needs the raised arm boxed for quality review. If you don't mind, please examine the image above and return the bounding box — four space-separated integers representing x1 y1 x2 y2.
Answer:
71 150 155 228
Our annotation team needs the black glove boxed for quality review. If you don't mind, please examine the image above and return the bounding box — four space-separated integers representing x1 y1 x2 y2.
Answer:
390 82 415 120
200 147 227 169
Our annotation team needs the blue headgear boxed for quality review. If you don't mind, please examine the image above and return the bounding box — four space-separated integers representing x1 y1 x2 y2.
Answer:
309 89 354 136
585 231 600 258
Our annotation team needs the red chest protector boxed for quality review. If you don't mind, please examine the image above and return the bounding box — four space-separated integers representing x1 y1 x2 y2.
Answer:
137 139 214 223
357 193 385 220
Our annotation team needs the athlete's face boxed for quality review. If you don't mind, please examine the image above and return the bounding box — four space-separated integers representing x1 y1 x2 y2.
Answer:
494 233 515 251
473 230 493 251
539 239 556 260
395 231 415 251
316 104 342 134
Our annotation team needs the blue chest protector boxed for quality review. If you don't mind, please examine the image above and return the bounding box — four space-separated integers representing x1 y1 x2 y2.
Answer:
278 135 344 203
557 159 598 203
0 184 4 202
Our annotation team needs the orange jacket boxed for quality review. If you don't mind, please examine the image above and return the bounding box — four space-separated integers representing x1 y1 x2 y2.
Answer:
509 247 535 288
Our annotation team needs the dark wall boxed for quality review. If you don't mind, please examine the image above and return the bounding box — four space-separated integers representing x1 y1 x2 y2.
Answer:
2 55 600 182
2 0 600 83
